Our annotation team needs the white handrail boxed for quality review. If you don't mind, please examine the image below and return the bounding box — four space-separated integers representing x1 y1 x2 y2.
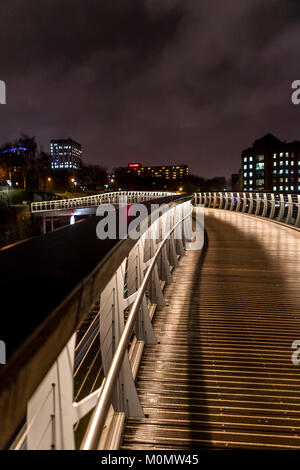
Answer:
31 191 178 213
196 192 300 228
80 209 192 450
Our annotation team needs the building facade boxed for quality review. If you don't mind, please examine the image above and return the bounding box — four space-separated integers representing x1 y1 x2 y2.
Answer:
116 163 189 184
242 134 300 192
50 139 82 171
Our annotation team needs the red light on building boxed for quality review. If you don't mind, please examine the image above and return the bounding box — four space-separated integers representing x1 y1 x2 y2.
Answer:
128 163 140 168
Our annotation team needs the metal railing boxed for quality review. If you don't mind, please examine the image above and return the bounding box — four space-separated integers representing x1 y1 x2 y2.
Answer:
196 191 300 228
8 195 194 450
80 209 192 450
31 191 178 213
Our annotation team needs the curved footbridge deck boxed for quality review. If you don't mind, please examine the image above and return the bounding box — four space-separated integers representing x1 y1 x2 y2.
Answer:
123 209 300 450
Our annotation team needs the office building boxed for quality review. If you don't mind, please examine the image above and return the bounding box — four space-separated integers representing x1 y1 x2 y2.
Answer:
117 163 189 183
50 138 82 171
242 134 300 192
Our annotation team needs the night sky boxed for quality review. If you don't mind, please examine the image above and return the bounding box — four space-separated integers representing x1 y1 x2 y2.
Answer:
1 0 300 178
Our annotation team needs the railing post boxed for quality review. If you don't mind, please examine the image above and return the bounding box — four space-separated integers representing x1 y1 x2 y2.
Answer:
229 192 235 211
296 195 300 227
27 335 77 450
236 193 241 212
255 193 261 216
248 193 254 214
219 192 224 209
168 212 179 268
262 194 268 218
146 237 165 307
99 262 144 419
224 193 229 210
207 192 212 207
241 193 247 212
174 204 186 256
127 241 157 345
269 194 275 219
286 194 293 224
278 194 285 221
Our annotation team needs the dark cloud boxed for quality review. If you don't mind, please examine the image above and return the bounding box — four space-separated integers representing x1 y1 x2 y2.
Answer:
1 0 300 178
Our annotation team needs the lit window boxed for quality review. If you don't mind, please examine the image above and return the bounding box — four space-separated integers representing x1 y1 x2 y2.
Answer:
273 153 277 158
273 186 277 191
249 172 253 177
291 161 294 166
280 161 283 166
280 152 283 157
291 186 294 191
243 165 247 169
249 157 253 162
249 180 253 185
273 162 277 167
280 186 283 191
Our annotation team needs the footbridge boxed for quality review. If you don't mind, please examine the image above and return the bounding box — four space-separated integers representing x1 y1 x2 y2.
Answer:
0 191 300 450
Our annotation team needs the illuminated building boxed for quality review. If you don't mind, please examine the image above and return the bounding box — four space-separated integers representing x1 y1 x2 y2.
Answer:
118 163 189 184
242 134 300 193
50 139 82 171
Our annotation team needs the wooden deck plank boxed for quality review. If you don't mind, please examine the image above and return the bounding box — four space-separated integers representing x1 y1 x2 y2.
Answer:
122 210 300 449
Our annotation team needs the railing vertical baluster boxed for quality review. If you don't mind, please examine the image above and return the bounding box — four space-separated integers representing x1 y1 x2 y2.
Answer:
296 195 300 227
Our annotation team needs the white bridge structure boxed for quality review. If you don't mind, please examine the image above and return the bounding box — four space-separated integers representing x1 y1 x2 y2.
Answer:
31 191 178 234
6 192 198 450
2 190 300 450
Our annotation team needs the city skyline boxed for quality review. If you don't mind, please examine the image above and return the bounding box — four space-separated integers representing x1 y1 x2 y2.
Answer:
1 1 300 178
